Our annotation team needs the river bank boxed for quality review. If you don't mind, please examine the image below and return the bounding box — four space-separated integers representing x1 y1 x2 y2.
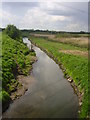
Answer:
30 36 88 118
3 42 78 118
10 59 36 101
2 34 37 113
31 42 83 112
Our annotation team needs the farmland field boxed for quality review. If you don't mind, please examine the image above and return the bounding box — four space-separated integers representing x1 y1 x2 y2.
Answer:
30 33 88 48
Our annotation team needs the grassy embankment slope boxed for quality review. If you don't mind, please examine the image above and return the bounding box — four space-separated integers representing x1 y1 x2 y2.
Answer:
0 32 35 111
30 33 88 118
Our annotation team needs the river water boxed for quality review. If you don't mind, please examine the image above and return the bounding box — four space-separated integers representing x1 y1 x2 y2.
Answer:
2 38 78 118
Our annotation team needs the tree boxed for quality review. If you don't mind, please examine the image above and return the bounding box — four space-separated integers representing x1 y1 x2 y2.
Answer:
5 24 21 40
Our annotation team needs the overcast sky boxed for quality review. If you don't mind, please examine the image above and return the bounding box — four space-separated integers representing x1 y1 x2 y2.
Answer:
0 1 88 32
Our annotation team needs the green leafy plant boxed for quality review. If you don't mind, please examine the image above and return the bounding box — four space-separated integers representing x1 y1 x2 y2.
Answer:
5 24 21 40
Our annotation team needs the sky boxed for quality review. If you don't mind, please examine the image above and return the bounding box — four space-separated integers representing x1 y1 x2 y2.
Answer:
0 0 89 32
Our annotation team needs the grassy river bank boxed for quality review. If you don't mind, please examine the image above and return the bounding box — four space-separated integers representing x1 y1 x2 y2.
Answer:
29 34 88 118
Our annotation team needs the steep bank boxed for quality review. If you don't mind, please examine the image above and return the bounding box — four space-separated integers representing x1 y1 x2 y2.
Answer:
1 33 36 112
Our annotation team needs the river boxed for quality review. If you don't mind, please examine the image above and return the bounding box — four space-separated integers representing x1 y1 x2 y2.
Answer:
2 37 78 118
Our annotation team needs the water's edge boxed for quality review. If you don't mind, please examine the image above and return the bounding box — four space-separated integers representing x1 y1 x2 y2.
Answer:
2 38 78 118
31 40 82 114
2 38 36 114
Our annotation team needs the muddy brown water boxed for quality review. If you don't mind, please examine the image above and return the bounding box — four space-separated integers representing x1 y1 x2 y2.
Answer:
2 38 78 118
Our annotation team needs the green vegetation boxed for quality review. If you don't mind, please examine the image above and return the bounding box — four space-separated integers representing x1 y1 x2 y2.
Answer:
30 36 87 51
30 36 88 118
0 26 36 111
5 24 21 40
0 90 11 111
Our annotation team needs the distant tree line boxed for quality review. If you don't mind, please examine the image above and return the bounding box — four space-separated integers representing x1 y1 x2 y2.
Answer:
1 25 89 36
21 29 89 34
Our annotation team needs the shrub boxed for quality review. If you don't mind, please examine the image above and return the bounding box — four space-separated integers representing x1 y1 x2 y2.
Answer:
5 24 21 40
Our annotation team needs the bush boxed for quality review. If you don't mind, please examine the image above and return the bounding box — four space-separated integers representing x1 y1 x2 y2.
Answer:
5 24 21 40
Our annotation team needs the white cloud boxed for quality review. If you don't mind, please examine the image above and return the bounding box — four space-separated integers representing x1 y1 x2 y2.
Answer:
1 9 20 27
66 23 88 32
20 6 70 30
51 15 70 21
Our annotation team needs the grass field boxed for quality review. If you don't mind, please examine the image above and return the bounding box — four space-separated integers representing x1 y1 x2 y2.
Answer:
29 34 88 118
31 33 88 48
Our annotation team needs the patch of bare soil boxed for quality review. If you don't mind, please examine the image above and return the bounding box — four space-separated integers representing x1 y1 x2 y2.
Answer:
59 50 88 58
11 75 36 100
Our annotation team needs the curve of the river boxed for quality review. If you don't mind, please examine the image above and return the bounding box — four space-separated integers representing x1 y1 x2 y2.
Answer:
3 38 78 118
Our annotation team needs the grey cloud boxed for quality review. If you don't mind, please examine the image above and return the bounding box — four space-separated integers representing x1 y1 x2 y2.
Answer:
2 2 39 16
1 2 88 31
46 2 88 15
46 2 88 26
2 2 39 8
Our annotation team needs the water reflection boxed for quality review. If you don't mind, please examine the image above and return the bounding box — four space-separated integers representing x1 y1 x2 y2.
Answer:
3 38 78 118
23 37 31 50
